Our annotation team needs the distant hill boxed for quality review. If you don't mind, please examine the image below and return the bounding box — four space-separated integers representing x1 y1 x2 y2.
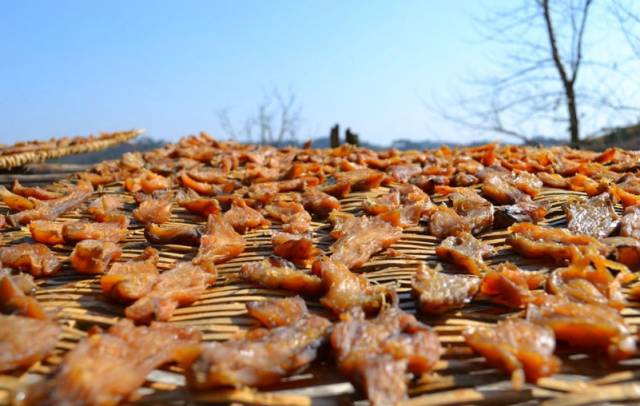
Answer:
311 135 565 150
48 137 166 164
582 123 640 151
310 136 382 150
309 136 458 150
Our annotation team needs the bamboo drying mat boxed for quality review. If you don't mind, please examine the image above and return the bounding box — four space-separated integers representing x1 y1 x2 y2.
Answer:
1 172 640 405
0 130 142 170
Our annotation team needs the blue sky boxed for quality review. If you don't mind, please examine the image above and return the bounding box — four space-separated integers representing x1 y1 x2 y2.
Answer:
1 1 637 146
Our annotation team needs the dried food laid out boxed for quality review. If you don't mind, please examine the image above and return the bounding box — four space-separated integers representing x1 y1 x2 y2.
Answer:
2 134 640 405
0 129 142 169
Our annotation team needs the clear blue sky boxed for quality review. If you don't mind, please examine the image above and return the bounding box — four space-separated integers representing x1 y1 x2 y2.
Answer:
1 1 635 146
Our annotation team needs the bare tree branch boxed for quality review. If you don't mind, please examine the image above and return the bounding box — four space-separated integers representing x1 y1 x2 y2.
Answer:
217 108 238 140
570 0 593 80
217 88 303 146
432 0 638 146
612 0 640 58
540 0 592 145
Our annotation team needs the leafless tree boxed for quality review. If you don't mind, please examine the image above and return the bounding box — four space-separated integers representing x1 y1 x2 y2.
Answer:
612 1 640 58
218 88 303 146
543 0 591 145
435 0 640 146
216 108 238 140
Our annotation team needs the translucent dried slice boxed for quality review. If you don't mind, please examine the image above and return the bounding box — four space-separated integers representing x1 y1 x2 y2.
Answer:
0 268 35 295
464 318 560 389
507 223 609 263
528 294 636 361
241 257 323 296
70 240 122 274
538 172 570 189
264 200 312 234
29 220 64 245
101 247 159 303
125 262 216 322
334 168 385 191
0 271 47 319
312 257 394 315
437 186 494 235
330 216 402 269
602 236 640 269
272 231 321 267
546 250 627 310
133 198 172 224
564 193 619 239
0 185 35 211
62 220 129 243
482 173 528 204
362 191 400 215
223 198 270 234
187 313 330 389
246 296 310 328
87 195 123 222
248 182 279 205
387 163 422 183
301 189 341 216
428 204 469 239
513 172 543 197
412 263 480 314
144 223 202 246
194 214 245 266
0 315 60 373
187 167 227 184
177 189 221 217
569 174 605 196
494 200 548 228
328 210 357 239
25 319 200 406
480 263 546 308
180 171 217 195
0 243 62 277
7 181 93 226
620 205 640 240
271 177 320 193
321 181 351 198
331 306 442 406
125 170 171 194
12 179 61 200
377 200 433 228
435 232 496 275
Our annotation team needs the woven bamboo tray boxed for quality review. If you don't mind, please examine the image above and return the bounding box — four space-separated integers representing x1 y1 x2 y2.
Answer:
0 130 143 170
1 157 640 405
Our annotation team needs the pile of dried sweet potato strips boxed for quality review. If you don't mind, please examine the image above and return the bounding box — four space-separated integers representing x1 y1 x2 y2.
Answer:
2 133 640 405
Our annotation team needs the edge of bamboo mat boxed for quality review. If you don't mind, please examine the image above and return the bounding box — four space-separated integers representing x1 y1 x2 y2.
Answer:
0 129 143 170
